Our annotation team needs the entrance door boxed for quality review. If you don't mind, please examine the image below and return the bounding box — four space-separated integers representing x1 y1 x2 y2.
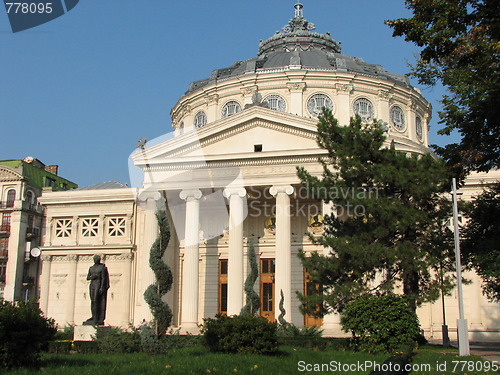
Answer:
218 260 228 315
304 270 323 327
260 258 275 322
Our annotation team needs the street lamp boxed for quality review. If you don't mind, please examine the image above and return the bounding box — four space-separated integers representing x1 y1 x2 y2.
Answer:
451 178 470 356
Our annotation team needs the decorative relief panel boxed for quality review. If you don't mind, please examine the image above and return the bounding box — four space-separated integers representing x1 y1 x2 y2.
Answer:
81 218 99 237
55 218 72 238
108 217 126 237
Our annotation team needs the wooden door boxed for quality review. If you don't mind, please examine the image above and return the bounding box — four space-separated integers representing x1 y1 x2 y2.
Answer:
218 260 228 315
304 270 323 327
260 258 275 322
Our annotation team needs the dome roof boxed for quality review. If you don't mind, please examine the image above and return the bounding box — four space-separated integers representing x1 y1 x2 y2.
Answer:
185 3 410 95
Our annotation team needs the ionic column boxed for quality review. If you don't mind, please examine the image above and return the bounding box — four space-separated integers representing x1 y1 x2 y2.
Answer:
179 189 202 329
65 254 78 325
39 255 52 315
223 187 246 316
270 185 294 321
120 253 134 326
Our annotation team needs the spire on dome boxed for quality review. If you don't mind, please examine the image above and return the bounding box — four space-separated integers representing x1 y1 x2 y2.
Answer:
282 1 315 33
294 1 304 18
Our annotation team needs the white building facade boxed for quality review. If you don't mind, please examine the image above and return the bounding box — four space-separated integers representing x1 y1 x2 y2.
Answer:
39 4 499 339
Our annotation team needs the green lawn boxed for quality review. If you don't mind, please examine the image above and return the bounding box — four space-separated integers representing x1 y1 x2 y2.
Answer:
4 346 388 375
3 344 498 375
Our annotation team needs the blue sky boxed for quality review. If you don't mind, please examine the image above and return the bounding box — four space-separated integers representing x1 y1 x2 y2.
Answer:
1 0 453 187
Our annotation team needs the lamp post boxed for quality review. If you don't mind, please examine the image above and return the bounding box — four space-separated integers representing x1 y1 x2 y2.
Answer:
451 178 470 356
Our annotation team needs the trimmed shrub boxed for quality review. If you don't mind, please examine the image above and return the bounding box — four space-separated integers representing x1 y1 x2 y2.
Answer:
0 300 57 368
277 322 323 338
95 326 141 353
202 314 278 354
341 294 420 353
73 341 99 354
140 325 166 354
54 324 74 341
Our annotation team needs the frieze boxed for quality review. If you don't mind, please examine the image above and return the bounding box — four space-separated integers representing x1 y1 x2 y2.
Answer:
335 83 354 93
378 89 392 100
240 86 258 97
286 82 306 92
105 253 134 262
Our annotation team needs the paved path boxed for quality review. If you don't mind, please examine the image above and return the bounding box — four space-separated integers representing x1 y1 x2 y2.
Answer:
429 339 500 363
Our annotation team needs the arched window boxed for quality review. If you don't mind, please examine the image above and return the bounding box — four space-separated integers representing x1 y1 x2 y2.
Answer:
353 98 375 123
221 101 241 118
26 190 34 204
390 106 405 131
264 95 287 112
194 112 207 128
179 122 184 135
416 116 423 140
307 94 333 117
6 190 15 208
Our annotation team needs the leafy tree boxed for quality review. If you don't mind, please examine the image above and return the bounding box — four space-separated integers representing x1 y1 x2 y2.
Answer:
296 110 455 314
240 241 260 315
462 183 500 301
386 0 500 175
143 210 173 337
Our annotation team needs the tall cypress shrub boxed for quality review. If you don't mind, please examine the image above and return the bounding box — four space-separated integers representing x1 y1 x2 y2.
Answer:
143 210 173 337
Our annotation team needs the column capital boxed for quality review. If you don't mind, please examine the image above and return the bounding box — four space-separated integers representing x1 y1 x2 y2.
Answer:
270 185 294 197
180 189 202 201
137 189 162 202
223 187 247 198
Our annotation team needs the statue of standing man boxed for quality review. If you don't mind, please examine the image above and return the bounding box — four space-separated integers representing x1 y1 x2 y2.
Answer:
83 255 110 326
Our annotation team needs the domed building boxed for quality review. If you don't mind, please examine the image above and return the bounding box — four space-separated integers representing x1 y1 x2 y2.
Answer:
38 3 499 339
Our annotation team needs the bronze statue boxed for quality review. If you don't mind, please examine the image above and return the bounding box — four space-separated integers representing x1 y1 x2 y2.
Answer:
83 255 110 326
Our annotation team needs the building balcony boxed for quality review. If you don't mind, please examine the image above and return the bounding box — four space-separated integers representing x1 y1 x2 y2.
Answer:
22 201 44 214
0 247 7 259
0 225 10 236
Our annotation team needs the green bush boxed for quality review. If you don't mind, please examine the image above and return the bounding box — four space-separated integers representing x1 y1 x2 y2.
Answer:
140 325 166 354
341 294 420 353
47 340 73 354
0 299 57 368
53 324 74 341
95 326 141 354
202 314 278 354
277 323 323 338
163 328 201 350
73 341 99 354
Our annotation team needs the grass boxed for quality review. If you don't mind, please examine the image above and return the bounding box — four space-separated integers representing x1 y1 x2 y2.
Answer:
4 346 389 375
3 344 498 374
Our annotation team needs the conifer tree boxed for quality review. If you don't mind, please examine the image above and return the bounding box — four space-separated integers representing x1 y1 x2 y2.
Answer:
297 109 455 314
143 210 173 337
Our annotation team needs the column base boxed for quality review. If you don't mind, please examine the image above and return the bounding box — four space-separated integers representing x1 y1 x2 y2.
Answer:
178 324 201 335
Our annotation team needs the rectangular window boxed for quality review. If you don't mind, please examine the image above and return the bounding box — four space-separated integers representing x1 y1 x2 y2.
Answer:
0 238 8 258
1 213 11 232
262 283 273 312
45 177 56 188
0 262 6 283
261 259 275 274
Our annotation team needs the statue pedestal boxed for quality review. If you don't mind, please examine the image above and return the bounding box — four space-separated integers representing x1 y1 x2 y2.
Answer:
74 325 111 341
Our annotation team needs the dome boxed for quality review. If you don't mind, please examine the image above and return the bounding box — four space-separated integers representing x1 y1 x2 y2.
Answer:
185 4 410 95
171 2 430 152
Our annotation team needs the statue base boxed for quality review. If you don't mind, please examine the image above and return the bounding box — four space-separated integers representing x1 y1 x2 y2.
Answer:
74 325 111 341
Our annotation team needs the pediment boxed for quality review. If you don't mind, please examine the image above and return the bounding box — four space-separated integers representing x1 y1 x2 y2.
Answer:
0 166 23 182
134 106 321 167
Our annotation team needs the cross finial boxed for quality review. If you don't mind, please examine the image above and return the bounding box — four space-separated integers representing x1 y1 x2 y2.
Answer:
294 1 304 18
